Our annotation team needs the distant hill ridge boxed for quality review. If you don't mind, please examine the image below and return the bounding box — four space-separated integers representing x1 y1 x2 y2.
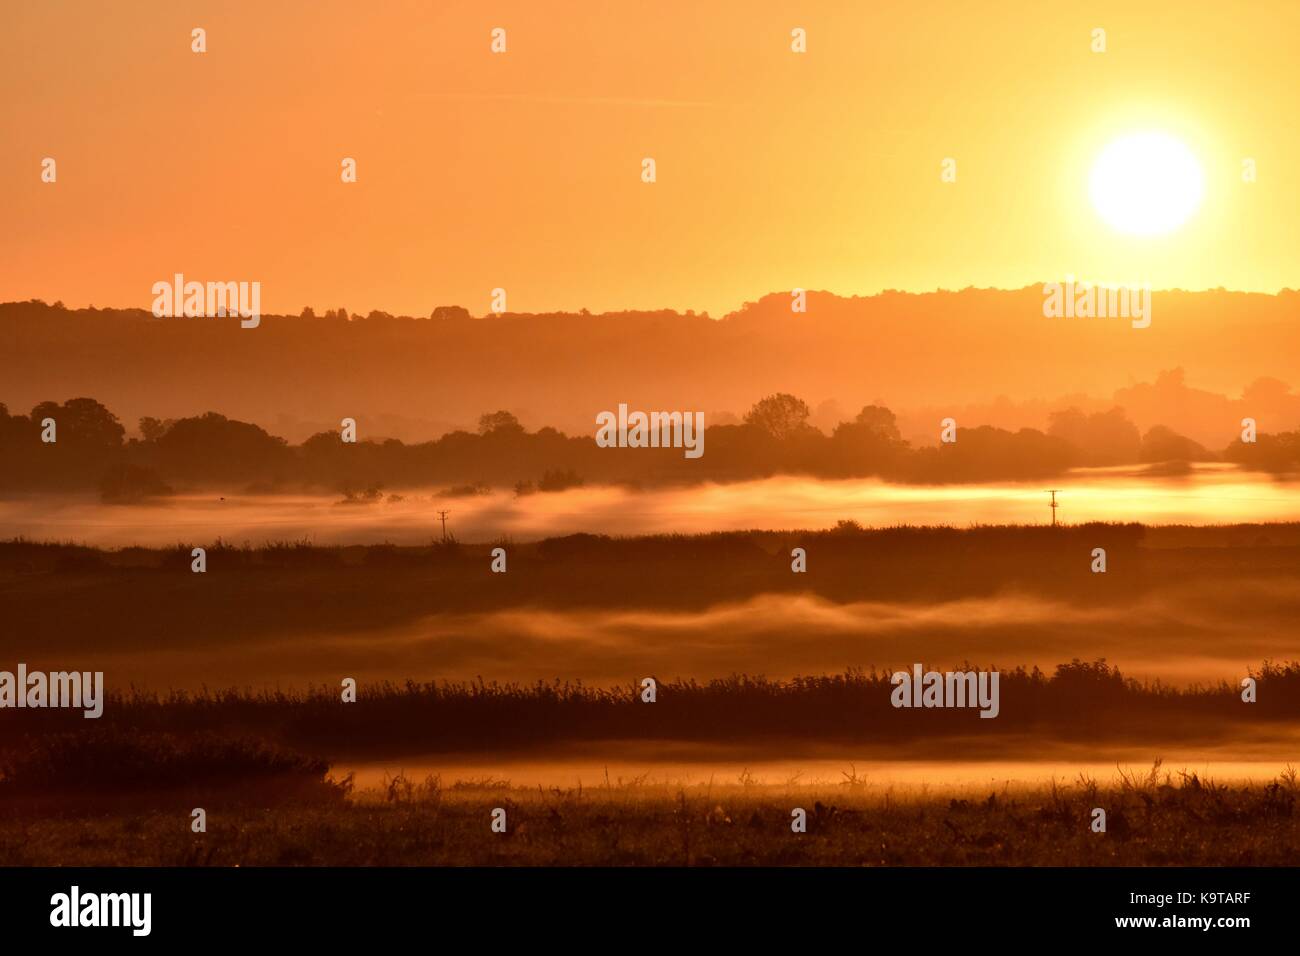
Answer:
2 288 1297 445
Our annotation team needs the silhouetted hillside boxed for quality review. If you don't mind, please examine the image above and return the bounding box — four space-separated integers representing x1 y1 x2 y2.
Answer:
2 289 1298 447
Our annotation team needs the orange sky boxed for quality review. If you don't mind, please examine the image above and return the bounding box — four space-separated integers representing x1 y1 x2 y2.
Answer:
2 0 1297 317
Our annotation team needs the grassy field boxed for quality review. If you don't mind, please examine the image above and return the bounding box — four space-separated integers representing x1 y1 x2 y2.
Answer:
3 659 1298 759
0 672 1296 865
3 523 1299 689
4 767 1297 866
3 525 1299 865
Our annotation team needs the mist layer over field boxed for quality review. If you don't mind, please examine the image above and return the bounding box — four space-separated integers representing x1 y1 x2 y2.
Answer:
13 587 1289 692
5 522 1298 690
3 464 1298 547
5 523 1297 792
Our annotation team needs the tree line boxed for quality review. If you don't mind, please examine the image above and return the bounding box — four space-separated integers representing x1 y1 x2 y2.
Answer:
0 394 1291 501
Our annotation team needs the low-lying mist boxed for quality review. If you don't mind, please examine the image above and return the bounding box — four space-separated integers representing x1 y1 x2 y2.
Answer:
3 464 1298 547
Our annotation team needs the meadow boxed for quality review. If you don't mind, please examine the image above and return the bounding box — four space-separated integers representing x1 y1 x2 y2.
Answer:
1 659 1297 761
3 768 1296 866
2 522 1298 688
2 524 1298 865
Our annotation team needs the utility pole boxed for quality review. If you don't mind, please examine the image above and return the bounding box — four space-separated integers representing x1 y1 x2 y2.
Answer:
437 510 450 543
1046 490 1060 527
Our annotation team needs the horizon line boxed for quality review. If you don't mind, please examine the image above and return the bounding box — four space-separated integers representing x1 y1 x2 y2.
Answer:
3 283 1297 323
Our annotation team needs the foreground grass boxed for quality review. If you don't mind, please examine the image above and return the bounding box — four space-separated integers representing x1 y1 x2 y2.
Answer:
3 767 1296 866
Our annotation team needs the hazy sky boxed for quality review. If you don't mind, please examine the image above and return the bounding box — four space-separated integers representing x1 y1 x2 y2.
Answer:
2 0 1296 316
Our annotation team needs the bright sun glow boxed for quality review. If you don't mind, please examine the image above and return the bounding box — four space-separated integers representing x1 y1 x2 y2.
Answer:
1089 132 1205 237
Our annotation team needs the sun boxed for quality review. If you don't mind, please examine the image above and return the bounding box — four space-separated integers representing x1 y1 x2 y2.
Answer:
1088 132 1204 237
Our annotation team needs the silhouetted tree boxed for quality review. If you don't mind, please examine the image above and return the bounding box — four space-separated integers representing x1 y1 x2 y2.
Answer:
830 404 909 476
1048 407 1141 466
478 410 525 435
744 393 813 440
30 397 124 449
1139 425 1211 463
1225 430 1300 473
537 468 583 492
138 417 173 442
851 405 902 441
154 412 291 481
